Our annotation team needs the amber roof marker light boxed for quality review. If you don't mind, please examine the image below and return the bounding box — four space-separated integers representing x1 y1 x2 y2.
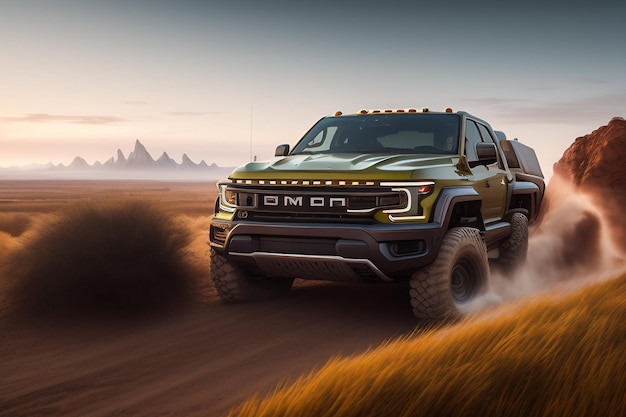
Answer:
350 108 453 115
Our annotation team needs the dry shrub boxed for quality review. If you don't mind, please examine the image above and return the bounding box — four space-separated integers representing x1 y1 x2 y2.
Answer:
0 213 32 237
229 272 626 417
0 231 20 257
6 199 194 317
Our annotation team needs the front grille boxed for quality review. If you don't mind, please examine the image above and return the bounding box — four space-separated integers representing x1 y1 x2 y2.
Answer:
224 185 407 217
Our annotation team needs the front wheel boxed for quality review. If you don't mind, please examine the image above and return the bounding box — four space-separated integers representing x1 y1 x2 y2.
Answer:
210 250 294 302
409 227 489 321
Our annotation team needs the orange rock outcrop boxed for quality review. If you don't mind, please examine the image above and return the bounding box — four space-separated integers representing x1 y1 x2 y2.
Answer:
552 117 626 254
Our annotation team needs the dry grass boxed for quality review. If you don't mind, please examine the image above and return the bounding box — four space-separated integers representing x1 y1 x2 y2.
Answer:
0 181 218 318
229 271 626 417
3 199 198 317
0 213 33 237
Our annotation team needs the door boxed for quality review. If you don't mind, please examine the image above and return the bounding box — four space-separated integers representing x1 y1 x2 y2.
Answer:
464 120 508 224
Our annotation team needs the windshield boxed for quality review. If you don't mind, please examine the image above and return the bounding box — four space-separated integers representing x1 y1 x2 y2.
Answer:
291 113 460 155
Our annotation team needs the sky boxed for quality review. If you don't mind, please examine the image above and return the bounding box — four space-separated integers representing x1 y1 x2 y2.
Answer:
1 0 625 180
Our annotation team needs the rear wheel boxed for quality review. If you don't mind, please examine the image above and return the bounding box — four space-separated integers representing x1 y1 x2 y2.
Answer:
210 249 294 302
409 227 489 321
498 212 529 274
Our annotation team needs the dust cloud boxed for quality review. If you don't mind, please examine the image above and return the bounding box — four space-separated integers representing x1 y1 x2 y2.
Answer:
472 175 625 312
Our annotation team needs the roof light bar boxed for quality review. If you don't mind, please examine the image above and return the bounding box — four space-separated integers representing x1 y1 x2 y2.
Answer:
348 108 455 115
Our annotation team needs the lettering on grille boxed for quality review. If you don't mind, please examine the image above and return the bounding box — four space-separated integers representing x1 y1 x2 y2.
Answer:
260 195 348 212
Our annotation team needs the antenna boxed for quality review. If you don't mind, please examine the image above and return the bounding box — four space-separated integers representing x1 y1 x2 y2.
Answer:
250 106 253 161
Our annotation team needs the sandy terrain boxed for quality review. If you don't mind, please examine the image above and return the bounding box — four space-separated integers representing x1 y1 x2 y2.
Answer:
0 180 418 417
0 281 417 417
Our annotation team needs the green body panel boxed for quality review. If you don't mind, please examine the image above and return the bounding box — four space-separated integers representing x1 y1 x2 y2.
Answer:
230 153 457 181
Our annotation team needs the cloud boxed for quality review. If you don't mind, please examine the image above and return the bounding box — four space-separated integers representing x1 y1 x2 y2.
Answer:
463 92 626 125
0 113 128 125
168 111 219 116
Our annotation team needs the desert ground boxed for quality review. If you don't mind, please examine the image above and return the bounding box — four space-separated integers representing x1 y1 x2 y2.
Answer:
0 180 419 417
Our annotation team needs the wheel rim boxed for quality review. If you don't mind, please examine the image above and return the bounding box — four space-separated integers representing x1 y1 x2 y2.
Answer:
450 259 477 303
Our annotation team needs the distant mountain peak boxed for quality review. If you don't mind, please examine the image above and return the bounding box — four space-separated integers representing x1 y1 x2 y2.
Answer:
133 139 147 152
126 139 156 167
69 156 90 169
180 153 199 169
2 139 231 178
156 151 177 169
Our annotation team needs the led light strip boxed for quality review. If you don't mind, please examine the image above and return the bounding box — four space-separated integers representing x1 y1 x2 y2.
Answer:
234 179 377 186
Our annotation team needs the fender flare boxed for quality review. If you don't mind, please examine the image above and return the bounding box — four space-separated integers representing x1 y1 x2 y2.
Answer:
509 180 541 222
432 186 484 231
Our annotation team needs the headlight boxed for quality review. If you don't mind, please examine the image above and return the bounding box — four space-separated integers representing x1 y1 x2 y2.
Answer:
218 183 237 213
224 189 237 206
380 181 434 222
217 183 257 213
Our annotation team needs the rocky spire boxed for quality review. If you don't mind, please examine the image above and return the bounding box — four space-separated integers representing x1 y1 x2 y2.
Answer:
125 139 156 168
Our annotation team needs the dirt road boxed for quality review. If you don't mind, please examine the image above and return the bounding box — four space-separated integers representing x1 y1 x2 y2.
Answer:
0 281 418 417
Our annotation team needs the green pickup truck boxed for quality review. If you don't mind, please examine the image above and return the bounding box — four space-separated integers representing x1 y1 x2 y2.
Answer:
209 108 545 320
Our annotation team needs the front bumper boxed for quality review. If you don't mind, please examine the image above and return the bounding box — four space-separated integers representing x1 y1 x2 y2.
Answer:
209 219 444 282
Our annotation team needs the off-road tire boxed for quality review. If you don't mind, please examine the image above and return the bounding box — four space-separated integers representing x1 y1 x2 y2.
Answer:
409 227 489 321
210 249 294 302
498 212 529 274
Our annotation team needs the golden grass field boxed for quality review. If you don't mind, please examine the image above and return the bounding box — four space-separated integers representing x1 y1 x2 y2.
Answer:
0 179 624 417
230 270 626 417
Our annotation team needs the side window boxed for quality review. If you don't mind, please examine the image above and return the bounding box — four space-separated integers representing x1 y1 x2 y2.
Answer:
477 123 495 144
464 120 482 163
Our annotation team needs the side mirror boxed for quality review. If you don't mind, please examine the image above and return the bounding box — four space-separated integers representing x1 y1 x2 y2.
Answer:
274 144 290 157
476 143 498 165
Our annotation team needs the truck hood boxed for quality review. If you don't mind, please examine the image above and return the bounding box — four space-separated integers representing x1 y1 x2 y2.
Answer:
230 153 457 180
